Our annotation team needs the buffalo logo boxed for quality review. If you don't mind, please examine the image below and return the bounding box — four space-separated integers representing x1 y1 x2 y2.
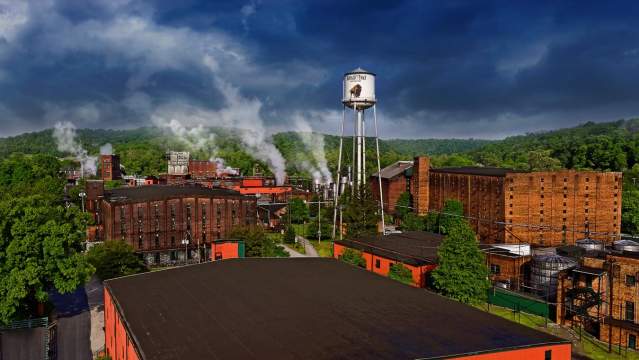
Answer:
350 84 362 98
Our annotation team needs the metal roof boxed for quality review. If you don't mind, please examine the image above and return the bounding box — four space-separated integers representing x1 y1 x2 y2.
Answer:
105 258 569 360
371 160 413 179
104 184 247 203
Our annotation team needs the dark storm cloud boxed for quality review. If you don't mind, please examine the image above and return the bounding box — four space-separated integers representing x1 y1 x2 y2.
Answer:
0 0 638 138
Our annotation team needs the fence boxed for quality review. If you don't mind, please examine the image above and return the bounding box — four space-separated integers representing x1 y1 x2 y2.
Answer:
488 287 550 319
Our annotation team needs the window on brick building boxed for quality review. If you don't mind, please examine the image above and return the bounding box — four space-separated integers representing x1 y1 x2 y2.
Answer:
375 259 381 268
630 335 637 350
186 204 192 230
627 275 636 287
155 234 160 248
490 264 500 274
170 205 176 230
626 301 635 321
171 236 175 246
138 235 142 249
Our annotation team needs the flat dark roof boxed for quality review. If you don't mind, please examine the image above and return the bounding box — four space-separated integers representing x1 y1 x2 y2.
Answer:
104 184 248 203
335 231 443 266
106 258 568 360
431 166 519 177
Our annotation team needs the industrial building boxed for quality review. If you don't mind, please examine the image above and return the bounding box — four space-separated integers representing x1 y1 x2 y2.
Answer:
100 154 122 181
371 156 622 246
85 180 257 265
333 231 442 287
104 258 571 359
481 243 532 291
554 238 639 351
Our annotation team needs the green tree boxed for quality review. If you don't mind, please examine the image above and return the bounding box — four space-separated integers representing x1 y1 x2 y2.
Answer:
289 198 309 224
527 150 562 171
339 248 366 268
86 241 147 280
438 199 464 234
308 194 320 218
0 196 94 324
431 221 490 305
622 188 639 235
283 225 296 244
395 192 412 220
342 184 379 239
229 226 288 257
389 263 414 285
401 213 424 231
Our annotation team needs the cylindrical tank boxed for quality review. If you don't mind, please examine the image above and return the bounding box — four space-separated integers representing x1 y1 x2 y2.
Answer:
342 67 376 109
530 254 577 299
576 238 605 252
614 240 639 253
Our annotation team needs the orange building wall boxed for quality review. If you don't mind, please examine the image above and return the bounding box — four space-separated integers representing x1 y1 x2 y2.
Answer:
333 243 436 287
105 288 141 360
454 343 571 359
211 241 241 261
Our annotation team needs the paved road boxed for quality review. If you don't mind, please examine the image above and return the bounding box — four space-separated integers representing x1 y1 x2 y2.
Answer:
85 276 105 354
281 244 305 257
298 236 319 257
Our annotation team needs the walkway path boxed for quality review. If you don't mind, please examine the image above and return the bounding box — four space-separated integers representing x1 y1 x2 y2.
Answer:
281 244 306 257
297 235 319 257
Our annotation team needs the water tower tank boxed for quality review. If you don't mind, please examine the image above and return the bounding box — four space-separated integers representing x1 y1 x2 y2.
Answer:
342 67 376 109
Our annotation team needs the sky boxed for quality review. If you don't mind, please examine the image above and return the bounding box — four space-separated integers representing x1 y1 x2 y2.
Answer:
1 0 639 139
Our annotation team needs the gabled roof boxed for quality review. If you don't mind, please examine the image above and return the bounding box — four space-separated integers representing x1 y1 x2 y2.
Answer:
371 161 413 179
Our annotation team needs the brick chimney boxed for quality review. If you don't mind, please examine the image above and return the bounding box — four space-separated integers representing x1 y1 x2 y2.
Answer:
411 156 430 215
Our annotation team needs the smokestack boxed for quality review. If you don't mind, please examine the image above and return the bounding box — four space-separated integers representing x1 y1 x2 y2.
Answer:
411 156 430 216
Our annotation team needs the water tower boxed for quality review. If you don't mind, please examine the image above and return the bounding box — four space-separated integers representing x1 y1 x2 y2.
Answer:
332 67 385 238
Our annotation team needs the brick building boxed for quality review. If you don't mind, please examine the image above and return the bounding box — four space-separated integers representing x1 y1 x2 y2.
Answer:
556 250 639 351
371 156 622 246
85 181 256 265
100 154 122 181
333 231 443 287
481 243 532 290
188 159 216 178
104 258 571 359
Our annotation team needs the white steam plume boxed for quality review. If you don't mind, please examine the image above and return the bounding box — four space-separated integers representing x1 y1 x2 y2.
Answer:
151 75 287 185
53 121 97 176
100 143 113 155
293 118 332 184
157 119 217 154
213 157 239 176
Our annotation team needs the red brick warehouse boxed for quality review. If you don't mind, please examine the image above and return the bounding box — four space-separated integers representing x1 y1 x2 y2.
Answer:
372 156 622 246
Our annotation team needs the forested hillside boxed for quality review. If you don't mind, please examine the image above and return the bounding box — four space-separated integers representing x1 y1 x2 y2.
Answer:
0 128 491 177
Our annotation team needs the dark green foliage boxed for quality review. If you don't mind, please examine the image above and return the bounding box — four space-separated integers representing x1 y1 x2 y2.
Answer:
432 221 490 305
229 227 288 257
401 213 424 231
289 198 309 224
86 241 147 280
342 184 379 239
623 188 639 235
305 204 333 240
0 154 94 324
438 199 464 235
389 263 414 285
395 192 412 220
283 225 296 244
338 248 366 268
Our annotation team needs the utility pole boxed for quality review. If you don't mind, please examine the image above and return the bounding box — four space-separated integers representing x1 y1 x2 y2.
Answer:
317 198 321 243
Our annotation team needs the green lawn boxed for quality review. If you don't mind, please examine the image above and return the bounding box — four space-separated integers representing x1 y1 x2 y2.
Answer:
308 240 334 257
477 304 639 359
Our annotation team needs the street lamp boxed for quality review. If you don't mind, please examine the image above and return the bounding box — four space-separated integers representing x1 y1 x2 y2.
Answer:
181 238 189 265
79 191 87 212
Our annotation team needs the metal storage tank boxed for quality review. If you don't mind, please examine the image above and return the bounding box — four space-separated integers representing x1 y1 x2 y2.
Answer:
576 238 604 252
342 67 376 110
613 240 639 252
530 254 578 299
